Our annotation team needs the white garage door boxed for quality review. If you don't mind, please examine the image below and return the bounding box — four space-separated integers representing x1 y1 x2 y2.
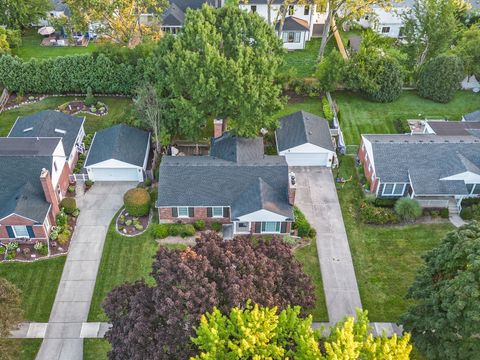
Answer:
284 153 329 167
90 168 140 182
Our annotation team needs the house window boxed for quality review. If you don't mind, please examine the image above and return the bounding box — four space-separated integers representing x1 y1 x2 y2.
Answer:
237 222 249 232
304 5 310 15
261 222 280 233
382 183 405 196
212 207 223 218
284 31 301 43
13 226 29 238
288 5 294 15
251 5 256 12
178 207 189 217
54 162 58 172
381 26 390 34
468 183 480 195
398 27 405 37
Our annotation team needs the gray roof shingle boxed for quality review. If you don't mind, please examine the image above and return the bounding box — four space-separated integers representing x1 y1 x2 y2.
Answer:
275 17 310 31
210 133 264 163
9 110 84 157
0 138 61 156
276 111 334 152
426 120 480 136
85 125 150 167
463 110 480 122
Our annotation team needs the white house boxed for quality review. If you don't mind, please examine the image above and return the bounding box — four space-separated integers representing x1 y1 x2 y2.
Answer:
357 1 413 38
275 111 336 167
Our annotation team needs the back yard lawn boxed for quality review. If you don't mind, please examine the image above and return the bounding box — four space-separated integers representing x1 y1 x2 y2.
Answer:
13 29 99 60
281 39 320 79
335 156 454 321
0 96 134 137
335 90 480 145
0 256 65 321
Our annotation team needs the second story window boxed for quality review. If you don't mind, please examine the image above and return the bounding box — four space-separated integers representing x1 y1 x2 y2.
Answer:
288 5 294 15
251 5 256 13
304 5 310 15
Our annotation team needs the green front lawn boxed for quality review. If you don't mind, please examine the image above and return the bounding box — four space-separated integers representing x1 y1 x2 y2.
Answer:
13 29 99 60
0 96 134 137
335 91 480 145
335 156 454 321
0 256 66 322
281 38 321 79
294 241 328 322
274 97 324 119
84 339 110 360
0 339 42 360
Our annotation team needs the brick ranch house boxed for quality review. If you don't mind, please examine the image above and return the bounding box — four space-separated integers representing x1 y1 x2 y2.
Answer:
0 111 85 242
358 129 480 212
156 122 295 237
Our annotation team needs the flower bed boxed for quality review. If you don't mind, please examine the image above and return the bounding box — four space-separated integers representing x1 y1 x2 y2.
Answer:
58 100 108 116
1 93 47 112
1 241 49 261
116 209 150 236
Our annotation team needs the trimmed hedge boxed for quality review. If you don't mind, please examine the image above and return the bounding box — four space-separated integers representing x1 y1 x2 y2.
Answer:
293 207 316 239
123 188 151 217
359 202 399 225
151 223 196 239
60 198 76 215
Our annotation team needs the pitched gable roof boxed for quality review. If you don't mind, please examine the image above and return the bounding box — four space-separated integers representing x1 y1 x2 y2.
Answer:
85 125 150 167
210 133 264 163
276 111 334 152
9 110 84 156
0 137 61 156
275 16 310 31
426 120 480 136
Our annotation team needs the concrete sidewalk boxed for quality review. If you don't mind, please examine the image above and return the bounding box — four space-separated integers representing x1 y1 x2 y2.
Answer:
293 167 362 324
36 182 136 360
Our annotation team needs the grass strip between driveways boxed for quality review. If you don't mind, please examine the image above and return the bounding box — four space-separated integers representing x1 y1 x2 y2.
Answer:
84 339 111 360
335 155 454 321
0 339 42 360
0 256 66 322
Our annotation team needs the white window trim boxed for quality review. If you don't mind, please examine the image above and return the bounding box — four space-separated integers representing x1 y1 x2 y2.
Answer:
212 206 223 218
261 221 281 234
382 183 406 196
177 207 189 218
236 221 250 234
467 183 480 195
12 225 30 238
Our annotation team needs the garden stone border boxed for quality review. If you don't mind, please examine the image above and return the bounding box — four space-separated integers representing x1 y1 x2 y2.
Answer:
115 208 152 237
0 251 68 263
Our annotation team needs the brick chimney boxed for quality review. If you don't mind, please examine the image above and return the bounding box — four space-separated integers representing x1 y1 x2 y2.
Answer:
288 172 296 205
40 168 60 216
213 119 224 139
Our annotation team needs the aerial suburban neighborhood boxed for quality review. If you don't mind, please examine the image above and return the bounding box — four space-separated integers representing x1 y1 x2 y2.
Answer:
0 0 479 358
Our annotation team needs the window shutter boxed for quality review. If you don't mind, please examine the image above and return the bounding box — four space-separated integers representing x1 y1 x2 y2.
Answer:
188 207 194 218
254 222 261 234
223 207 230 218
172 207 178 218
207 207 212 218
281 222 287 233
6 226 14 238
27 226 35 238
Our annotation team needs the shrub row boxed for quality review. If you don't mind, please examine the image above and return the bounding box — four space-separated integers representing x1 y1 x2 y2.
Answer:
359 202 399 225
292 207 316 239
460 203 480 221
151 224 196 239
322 96 334 121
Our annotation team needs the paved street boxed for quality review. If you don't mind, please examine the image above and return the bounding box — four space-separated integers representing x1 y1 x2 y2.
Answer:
36 182 136 360
293 166 362 324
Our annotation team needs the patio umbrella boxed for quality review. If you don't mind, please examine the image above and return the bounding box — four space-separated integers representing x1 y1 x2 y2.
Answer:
38 26 55 36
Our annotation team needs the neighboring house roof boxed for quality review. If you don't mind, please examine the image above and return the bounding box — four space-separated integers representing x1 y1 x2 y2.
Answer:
245 0 311 4
0 155 53 223
51 0 71 16
162 0 216 26
463 110 480 122
276 16 310 31
276 111 334 152
348 35 361 52
157 133 292 219
426 120 480 136
85 125 150 167
9 110 84 157
363 134 480 196
0 137 61 156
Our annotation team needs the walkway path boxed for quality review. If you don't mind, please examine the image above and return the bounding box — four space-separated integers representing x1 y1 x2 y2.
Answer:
36 182 136 360
293 166 362 324
449 214 467 228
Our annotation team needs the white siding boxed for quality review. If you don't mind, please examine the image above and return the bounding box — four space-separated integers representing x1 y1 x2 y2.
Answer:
89 168 143 182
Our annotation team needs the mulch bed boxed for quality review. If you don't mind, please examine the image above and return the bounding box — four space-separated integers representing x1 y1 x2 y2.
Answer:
59 100 108 116
116 209 150 236
2 93 44 110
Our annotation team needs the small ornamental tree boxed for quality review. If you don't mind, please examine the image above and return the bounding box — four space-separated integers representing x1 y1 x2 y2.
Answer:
395 197 422 222
84 86 95 107
401 222 480 359
123 188 150 216
60 198 77 215
316 49 346 92
103 232 316 359
417 54 464 103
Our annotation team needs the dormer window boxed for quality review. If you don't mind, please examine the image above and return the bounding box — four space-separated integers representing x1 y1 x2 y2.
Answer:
23 127 33 133
54 128 66 135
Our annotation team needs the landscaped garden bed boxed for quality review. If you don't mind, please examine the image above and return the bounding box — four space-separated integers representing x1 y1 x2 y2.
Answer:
58 99 108 116
460 197 480 221
116 209 150 236
1 92 46 112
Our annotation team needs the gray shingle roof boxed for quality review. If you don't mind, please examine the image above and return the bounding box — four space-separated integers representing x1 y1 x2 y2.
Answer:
367 135 480 196
85 125 150 167
426 120 480 136
463 110 480 122
9 110 84 157
210 133 264 163
0 138 61 156
162 3 185 26
276 111 334 152
157 137 292 218
0 156 53 222
275 17 310 31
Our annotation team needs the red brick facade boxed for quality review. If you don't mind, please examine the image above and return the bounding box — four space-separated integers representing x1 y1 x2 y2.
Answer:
358 140 379 194
0 214 48 241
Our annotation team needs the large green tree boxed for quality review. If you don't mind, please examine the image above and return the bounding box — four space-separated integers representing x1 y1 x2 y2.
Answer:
401 222 480 359
454 26 480 79
0 0 50 29
150 5 284 139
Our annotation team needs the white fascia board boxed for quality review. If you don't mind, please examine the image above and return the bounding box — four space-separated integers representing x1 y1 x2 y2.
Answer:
85 158 143 169
361 136 375 169
236 209 290 222
279 142 334 155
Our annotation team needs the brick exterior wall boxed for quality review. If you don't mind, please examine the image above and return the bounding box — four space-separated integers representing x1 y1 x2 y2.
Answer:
0 214 48 241
159 207 230 224
250 221 292 234
358 140 379 195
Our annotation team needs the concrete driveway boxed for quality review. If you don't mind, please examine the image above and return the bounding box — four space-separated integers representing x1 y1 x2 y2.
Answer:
293 166 362 324
36 182 136 360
